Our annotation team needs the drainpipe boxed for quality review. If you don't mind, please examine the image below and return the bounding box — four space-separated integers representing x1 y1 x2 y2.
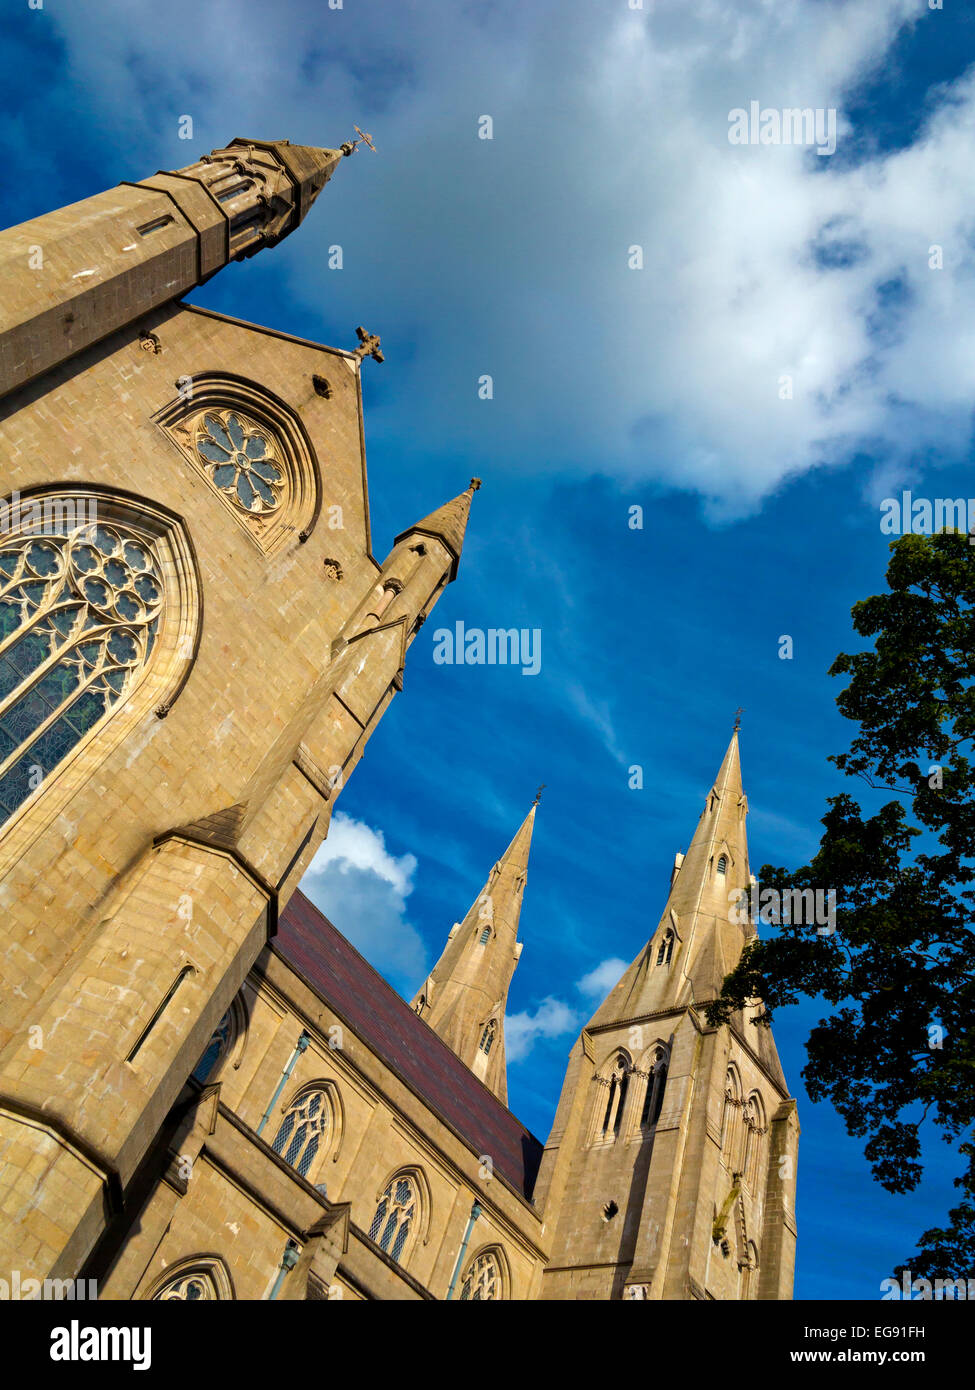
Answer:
445 1201 482 1300
257 1031 310 1136
268 1239 300 1301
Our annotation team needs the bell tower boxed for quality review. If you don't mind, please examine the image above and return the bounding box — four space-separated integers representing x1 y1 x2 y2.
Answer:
535 731 799 1299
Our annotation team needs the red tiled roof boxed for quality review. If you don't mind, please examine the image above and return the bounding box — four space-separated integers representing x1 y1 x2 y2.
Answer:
273 890 543 1201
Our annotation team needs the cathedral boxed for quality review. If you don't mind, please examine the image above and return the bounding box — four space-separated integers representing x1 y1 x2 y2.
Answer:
0 138 798 1301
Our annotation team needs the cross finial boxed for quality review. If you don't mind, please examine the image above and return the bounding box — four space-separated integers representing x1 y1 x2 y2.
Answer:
734 706 744 732
352 326 384 365
341 125 378 157
469 477 482 493
533 783 546 806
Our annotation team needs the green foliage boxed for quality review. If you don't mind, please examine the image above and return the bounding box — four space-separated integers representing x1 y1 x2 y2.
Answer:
705 531 975 1274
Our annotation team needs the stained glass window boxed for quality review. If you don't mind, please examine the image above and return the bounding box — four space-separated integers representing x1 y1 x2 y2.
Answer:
195 411 284 515
155 1270 218 1301
271 1088 330 1179
0 521 163 825
192 1009 233 1082
368 1174 418 1264
460 1249 503 1301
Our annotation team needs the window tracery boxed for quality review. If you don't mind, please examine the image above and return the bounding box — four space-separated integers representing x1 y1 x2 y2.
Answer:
271 1087 330 1179
194 410 284 516
368 1174 419 1264
459 1248 504 1301
0 521 163 824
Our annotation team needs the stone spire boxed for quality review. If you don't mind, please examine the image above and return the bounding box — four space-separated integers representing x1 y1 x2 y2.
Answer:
0 136 347 399
394 478 480 582
534 728 797 1301
412 798 535 1104
589 728 752 1027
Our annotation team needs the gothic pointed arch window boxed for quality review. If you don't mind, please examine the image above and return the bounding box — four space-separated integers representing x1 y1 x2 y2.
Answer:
479 1019 497 1055
0 491 199 854
147 1256 234 1301
640 1047 669 1128
722 1066 743 1169
271 1086 331 1180
717 854 728 875
368 1173 420 1265
156 1270 217 1301
191 994 248 1083
743 1091 767 1191
600 1053 631 1137
155 374 322 555
459 1247 507 1301
656 928 675 966
479 924 491 945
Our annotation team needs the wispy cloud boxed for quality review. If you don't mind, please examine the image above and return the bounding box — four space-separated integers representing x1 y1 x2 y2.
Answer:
564 681 629 769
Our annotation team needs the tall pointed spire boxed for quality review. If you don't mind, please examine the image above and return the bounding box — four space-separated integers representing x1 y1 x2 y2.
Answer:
394 479 481 582
589 727 751 1028
412 798 534 1103
535 726 798 1302
0 135 348 399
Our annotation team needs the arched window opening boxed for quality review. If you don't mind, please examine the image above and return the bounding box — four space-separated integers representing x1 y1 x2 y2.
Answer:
479 1020 497 1055
656 929 674 966
743 1093 767 1190
0 521 164 825
722 1067 743 1168
459 1248 504 1301
479 925 491 945
192 1010 232 1082
601 1055 630 1136
147 1256 234 1302
155 375 322 556
641 1051 668 1128
155 1270 218 1301
602 1073 617 1133
368 1174 418 1264
271 1087 330 1179
717 854 728 875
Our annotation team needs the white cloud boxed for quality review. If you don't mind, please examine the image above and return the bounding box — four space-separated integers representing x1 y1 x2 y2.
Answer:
505 958 630 1063
505 997 579 1063
576 957 629 999
300 812 426 988
44 0 975 512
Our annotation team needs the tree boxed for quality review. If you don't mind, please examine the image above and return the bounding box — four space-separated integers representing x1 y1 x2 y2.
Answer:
706 530 975 1277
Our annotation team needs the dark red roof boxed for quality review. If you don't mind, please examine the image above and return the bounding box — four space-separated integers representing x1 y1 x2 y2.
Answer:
273 890 543 1201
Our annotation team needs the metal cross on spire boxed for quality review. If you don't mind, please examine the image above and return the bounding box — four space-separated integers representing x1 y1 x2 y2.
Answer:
341 125 378 157
533 784 546 806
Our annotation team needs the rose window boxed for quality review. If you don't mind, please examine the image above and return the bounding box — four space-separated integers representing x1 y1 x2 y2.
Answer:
195 411 284 515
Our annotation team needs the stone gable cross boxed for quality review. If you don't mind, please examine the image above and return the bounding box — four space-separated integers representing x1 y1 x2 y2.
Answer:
352 325 384 364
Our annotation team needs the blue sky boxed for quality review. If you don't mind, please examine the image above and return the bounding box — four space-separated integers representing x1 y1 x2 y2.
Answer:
5 0 975 1300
